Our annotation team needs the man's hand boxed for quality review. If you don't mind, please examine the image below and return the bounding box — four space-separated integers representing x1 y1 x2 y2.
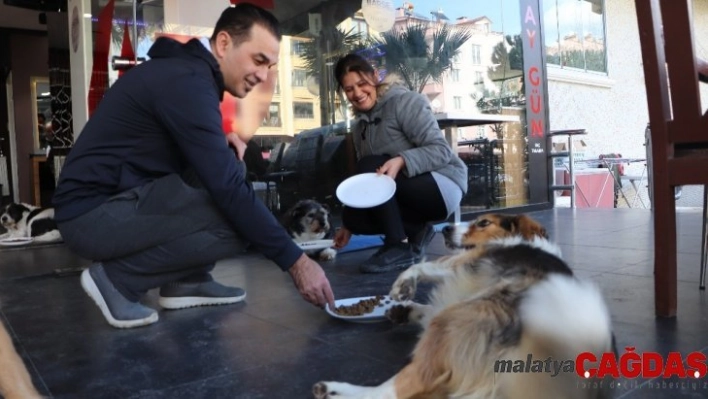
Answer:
288 254 335 309
225 133 247 160
377 156 405 179
333 227 352 249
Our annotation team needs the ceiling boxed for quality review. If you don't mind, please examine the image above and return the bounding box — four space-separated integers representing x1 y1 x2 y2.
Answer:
0 0 361 36
0 2 48 31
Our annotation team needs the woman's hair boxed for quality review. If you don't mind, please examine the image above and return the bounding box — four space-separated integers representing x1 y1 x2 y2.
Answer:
334 53 377 91
210 3 282 46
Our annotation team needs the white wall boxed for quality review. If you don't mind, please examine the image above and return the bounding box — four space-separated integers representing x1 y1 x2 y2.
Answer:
67 0 92 139
546 0 708 176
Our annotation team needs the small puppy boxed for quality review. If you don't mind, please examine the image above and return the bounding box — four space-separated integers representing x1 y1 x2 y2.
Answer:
0 203 62 243
282 199 336 261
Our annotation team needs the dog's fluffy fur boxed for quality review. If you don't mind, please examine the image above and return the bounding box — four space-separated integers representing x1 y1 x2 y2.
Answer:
0 203 62 243
0 305 42 399
282 199 336 261
313 214 614 399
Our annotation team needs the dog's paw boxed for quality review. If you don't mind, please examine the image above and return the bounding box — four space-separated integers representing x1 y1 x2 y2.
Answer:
313 382 330 398
319 248 337 261
408 304 428 324
312 381 349 398
313 381 367 398
390 276 417 302
386 304 412 324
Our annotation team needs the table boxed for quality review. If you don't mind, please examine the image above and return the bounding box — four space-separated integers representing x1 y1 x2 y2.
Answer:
554 168 614 208
576 158 647 208
436 112 520 222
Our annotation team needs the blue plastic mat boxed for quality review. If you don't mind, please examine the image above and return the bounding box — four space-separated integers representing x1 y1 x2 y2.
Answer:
337 235 383 254
337 223 450 254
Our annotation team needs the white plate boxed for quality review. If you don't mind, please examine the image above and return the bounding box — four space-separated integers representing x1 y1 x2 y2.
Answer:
296 239 334 251
325 295 401 323
336 173 396 209
0 237 34 246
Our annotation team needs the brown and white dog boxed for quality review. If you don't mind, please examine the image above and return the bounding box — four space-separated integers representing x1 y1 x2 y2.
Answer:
313 214 615 399
0 311 42 398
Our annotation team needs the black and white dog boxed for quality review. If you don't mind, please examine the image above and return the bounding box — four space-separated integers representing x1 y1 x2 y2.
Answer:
282 199 336 261
0 203 62 243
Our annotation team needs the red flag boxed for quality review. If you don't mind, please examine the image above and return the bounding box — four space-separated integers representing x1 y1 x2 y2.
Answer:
220 93 239 134
88 0 115 116
118 21 135 78
229 0 274 9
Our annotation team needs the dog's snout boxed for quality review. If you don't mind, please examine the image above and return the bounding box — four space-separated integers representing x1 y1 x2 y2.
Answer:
442 225 454 235
0 215 7 223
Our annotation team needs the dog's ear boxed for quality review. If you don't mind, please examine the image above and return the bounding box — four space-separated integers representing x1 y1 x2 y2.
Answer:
6 204 29 222
280 203 301 225
289 203 305 220
512 215 548 240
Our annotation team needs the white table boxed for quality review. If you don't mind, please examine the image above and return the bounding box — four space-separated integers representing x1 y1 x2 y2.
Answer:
435 112 521 223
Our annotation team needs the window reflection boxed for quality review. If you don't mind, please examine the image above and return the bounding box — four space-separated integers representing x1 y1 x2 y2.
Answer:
543 0 607 73
293 102 315 119
292 69 307 87
262 103 281 127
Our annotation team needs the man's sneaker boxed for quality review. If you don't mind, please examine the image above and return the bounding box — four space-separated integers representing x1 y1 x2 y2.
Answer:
158 281 246 310
80 263 159 329
411 224 436 260
359 242 416 274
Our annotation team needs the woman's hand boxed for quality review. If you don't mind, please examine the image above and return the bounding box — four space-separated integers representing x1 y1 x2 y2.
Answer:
333 227 352 249
377 156 405 179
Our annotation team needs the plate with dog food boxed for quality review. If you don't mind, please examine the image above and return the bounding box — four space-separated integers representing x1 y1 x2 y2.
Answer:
0 237 34 246
325 295 401 323
336 173 396 208
296 239 335 251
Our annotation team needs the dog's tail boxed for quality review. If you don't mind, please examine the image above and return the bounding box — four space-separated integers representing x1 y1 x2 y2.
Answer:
517 274 614 398
520 274 612 354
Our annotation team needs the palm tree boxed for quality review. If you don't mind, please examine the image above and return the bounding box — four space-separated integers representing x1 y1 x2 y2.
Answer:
372 23 472 93
299 26 366 125
300 27 366 80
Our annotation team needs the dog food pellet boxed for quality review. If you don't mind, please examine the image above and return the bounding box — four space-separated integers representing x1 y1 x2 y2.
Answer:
334 295 385 316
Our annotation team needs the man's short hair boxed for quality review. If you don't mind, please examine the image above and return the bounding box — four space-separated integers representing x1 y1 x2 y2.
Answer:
210 3 282 46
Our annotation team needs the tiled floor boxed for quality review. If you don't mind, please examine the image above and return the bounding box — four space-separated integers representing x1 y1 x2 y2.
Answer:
1 208 707 398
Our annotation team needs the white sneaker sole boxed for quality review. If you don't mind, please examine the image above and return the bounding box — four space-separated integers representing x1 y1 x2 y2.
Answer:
80 269 158 329
158 293 247 310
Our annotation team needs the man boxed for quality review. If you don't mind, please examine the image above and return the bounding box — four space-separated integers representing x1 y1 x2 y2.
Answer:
53 4 335 329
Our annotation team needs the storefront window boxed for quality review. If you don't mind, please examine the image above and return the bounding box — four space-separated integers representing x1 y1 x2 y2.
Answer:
89 0 547 218
543 0 607 73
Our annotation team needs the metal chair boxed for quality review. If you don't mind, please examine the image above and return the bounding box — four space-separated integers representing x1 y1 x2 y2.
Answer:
547 129 587 208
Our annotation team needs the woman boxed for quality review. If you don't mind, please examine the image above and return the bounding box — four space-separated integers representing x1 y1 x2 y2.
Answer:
333 53 467 273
